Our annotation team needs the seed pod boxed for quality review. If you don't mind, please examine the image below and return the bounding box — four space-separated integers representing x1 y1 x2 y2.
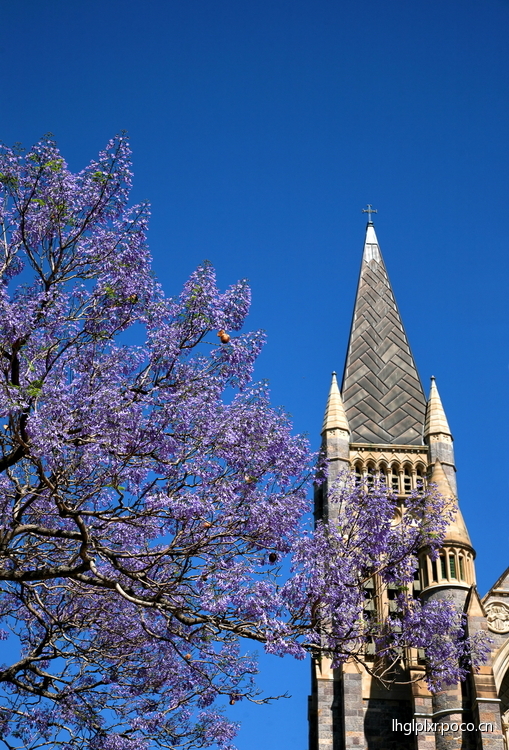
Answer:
202 521 212 529
268 552 278 563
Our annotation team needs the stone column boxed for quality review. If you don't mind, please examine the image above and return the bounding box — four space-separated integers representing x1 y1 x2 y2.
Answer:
411 670 436 750
470 675 505 749
465 589 506 749
310 657 340 750
431 685 464 750
341 664 367 749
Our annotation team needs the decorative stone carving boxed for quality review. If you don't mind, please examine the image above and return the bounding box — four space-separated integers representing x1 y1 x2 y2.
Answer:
486 602 509 634
429 433 453 443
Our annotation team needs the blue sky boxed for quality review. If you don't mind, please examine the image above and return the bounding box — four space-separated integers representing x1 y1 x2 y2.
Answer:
1 1 509 747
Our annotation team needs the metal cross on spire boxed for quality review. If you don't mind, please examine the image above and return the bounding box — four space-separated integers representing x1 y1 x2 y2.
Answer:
362 204 377 223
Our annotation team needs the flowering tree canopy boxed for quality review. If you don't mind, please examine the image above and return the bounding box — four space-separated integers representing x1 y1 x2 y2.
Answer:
0 136 488 750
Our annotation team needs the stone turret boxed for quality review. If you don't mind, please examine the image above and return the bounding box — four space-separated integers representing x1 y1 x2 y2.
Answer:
418 460 484 750
321 371 350 478
431 460 472 550
420 459 476 596
424 377 457 495
315 372 350 525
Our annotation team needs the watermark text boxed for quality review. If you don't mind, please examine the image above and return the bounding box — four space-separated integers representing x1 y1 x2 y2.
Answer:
392 719 494 736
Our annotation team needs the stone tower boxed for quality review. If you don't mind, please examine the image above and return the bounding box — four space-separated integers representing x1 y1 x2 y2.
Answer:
308 217 508 750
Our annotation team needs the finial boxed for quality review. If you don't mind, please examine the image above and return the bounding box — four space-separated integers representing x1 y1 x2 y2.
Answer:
424 376 452 439
332 371 337 376
322 371 350 434
362 204 377 224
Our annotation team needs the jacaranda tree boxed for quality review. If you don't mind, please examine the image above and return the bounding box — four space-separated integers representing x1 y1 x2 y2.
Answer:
0 136 488 749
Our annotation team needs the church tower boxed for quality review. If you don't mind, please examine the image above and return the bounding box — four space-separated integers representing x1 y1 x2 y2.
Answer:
308 214 506 750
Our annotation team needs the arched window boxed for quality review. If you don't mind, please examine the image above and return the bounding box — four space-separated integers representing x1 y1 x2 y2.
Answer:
440 554 447 579
355 464 362 486
367 464 375 488
403 466 411 494
415 465 425 489
449 553 457 579
421 558 429 589
379 464 387 485
459 555 465 581
391 465 399 493
431 558 438 583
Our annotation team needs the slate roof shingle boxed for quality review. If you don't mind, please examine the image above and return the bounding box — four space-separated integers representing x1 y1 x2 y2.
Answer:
341 224 426 445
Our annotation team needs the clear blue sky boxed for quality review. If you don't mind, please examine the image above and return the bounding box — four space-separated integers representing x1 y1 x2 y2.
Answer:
1 1 508 747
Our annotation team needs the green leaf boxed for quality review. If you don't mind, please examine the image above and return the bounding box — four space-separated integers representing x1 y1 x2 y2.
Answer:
45 159 64 172
26 380 43 398
0 173 18 188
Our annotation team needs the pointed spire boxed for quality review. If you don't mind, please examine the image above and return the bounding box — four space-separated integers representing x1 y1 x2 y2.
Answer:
321 372 350 434
430 460 472 548
424 377 452 439
341 224 426 444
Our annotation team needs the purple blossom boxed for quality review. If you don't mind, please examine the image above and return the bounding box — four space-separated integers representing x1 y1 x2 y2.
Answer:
0 137 487 750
